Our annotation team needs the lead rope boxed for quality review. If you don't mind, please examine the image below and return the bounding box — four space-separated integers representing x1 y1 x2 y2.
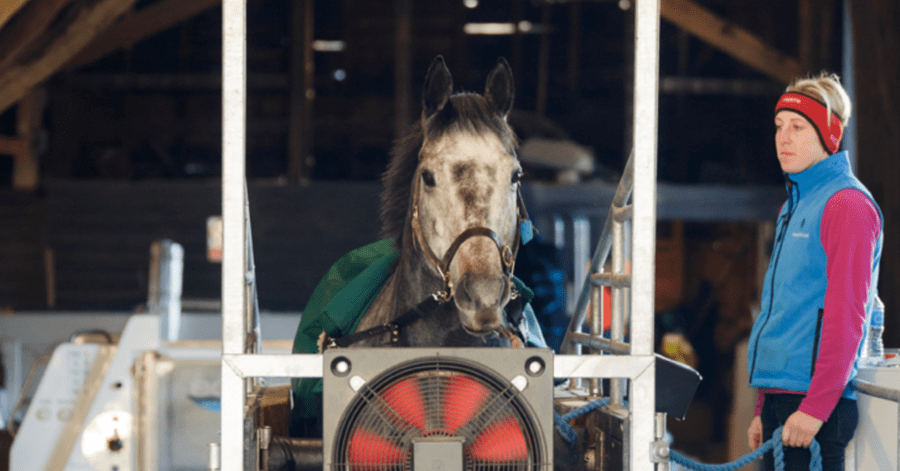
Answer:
555 400 823 471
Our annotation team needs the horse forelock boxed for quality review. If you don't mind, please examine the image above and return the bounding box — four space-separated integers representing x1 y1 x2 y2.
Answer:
379 92 518 245
426 93 517 155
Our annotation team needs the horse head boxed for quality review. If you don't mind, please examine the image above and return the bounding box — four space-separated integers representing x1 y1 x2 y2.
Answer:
409 56 523 336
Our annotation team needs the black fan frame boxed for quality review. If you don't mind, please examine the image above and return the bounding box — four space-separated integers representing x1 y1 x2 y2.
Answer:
330 354 548 471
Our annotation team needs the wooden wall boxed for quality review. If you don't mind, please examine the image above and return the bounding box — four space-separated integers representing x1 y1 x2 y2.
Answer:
0 180 382 311
0 190 46 310
851 0 900 348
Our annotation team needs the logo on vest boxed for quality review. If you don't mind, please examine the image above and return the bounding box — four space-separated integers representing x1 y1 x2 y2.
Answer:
792 232 810 239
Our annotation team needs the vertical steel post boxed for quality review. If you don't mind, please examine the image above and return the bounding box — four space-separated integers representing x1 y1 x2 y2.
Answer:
221 0 248 469
610 218 626 406
573 215 591 301
589 283 603 397
631 0 660 468
149 239 184 343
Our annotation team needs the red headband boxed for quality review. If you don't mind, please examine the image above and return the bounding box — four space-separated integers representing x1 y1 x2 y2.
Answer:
775 92 844 154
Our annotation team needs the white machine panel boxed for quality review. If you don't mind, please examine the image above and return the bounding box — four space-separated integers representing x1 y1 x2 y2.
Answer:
852 364 899 470
10 343 105 471
11 315 161 471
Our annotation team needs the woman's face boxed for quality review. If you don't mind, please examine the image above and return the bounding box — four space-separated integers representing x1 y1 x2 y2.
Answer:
774 110 829 174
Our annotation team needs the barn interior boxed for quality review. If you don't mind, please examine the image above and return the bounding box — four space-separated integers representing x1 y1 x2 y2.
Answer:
1 0 899 470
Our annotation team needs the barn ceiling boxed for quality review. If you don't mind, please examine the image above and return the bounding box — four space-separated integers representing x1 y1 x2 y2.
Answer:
0 0 843 189
0 0 823 115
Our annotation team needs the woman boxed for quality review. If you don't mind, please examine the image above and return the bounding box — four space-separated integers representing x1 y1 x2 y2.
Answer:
746 72 883 470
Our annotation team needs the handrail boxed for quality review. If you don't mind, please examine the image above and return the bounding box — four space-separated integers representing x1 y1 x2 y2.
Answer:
853 378 900 403
561 149 634 355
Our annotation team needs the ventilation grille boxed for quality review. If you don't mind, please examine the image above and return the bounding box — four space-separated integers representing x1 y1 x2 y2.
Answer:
323 349 553 471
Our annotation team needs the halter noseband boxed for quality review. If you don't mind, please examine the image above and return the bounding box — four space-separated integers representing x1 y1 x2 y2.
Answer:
410 181 529 303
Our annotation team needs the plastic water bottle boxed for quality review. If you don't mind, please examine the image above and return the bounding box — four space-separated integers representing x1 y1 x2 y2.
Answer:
860 295 885 367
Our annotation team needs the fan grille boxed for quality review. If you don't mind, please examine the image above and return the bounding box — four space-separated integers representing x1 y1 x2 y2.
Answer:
331 356 548 471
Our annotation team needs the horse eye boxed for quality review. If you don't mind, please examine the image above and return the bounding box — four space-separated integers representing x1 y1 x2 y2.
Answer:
511 170 523 185
421 170 436 187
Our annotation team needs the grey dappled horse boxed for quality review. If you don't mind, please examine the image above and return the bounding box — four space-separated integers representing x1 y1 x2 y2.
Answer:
351 56 528 348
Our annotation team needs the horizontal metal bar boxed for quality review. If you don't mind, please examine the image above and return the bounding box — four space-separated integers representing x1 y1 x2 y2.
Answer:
613 203 633 222
554 354 653 379
223 353 322 378
590 272 632 288
568 332 630 355
853 378 900 403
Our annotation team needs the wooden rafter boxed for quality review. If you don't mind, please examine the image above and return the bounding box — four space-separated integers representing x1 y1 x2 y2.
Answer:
660 0 804 84
66 0 222 70
0 0 74 73
0 136 27 156
0 87 46 189
0 0 33 31
0 0 140 114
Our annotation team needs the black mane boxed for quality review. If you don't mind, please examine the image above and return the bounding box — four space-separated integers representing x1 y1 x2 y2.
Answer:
378 92 518 245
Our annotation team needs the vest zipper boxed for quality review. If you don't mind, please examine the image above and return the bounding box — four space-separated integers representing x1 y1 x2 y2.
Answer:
749 178 797 379
810 308 824 377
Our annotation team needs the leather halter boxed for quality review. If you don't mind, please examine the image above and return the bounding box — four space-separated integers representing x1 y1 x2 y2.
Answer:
325 178 536 349
410 177 531 303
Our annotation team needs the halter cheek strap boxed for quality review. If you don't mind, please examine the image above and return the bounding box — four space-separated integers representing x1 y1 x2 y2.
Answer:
775 92 844 154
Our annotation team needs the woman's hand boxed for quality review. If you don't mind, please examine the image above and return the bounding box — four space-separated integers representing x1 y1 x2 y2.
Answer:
781 410 824 448
747 415 763 450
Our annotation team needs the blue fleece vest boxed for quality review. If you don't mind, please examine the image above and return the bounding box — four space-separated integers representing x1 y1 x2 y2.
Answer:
747 152 883 399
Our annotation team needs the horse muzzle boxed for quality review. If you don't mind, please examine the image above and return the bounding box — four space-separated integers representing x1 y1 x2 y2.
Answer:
453 272 510 334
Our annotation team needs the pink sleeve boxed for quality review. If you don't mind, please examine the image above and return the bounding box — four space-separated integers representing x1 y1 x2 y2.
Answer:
755 390 765 416
799 189 880 421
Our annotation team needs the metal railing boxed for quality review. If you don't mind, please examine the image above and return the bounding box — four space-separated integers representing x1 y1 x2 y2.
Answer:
217 0 662 470
852 377 900 470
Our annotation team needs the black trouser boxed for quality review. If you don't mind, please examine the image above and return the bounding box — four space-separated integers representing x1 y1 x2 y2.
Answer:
761 393 858 471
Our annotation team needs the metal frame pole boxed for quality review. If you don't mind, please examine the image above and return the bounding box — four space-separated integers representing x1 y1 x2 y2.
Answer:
221 0 248 469
610 217 627 406
215 2 661 470
631 0 660 468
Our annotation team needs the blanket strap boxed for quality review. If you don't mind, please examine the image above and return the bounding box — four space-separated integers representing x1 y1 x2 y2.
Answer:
328 296 442 348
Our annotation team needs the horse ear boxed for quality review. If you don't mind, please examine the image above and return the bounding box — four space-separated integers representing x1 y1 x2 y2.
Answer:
422 56 453 119
485 57 514 119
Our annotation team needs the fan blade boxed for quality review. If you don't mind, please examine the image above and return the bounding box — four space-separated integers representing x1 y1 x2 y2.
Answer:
467 416 527 462
348 428 407 469
380 377 426 431
441 375 489 434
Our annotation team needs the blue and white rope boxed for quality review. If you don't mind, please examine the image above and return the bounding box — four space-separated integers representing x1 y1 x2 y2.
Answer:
555 402 822 471
553 397 611 445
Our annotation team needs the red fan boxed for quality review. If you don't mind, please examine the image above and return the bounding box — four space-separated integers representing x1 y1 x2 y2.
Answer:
441 375 489 434
347 428 407 469
468 416 528 462
380 377 427 432
337 361 542 471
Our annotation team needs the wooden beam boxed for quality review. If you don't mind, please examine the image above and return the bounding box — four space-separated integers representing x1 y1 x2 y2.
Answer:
0 136 27 156
0 0 75 73
13 87 46 189
0 87 46 189
566 1 582 93
798 0 814 71
850 0 900 350
660 0 804 84
394 0 411 139
0 0 140 114
287 0 314 181
66 0 221 70
0 0 32 31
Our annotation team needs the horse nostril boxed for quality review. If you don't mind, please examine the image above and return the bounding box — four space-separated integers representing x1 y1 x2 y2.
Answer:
454 273 507 311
